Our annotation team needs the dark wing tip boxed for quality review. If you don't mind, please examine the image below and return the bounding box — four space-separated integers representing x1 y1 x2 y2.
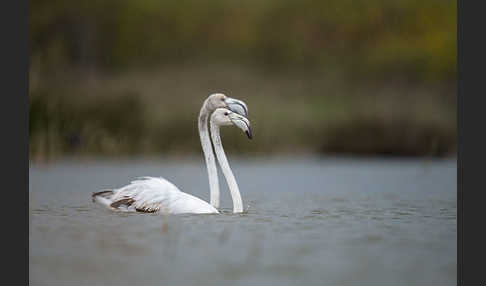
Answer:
92 190 114 198
245 130 253 140
110 198 135 209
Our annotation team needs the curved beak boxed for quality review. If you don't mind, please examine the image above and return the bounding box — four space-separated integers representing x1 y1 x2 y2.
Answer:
229 113 252 140
225 97 248 118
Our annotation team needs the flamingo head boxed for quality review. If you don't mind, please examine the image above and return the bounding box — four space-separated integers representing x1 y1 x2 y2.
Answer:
212 108 252 140
207 93 248 118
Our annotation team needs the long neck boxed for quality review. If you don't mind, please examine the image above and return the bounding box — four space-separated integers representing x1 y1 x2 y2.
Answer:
198 100 220 208
210 121 243 213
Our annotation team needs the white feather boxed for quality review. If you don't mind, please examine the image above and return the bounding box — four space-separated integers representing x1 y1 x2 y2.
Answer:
96 177 218 214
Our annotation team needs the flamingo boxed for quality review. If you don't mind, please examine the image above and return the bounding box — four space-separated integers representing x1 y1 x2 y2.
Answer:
198 93 248 208
92 107 252 214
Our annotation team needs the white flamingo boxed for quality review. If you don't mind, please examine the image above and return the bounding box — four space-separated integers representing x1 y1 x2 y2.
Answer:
92 107 252 214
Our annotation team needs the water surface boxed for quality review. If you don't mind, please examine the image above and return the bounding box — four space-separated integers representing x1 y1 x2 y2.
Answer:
29 157 456 286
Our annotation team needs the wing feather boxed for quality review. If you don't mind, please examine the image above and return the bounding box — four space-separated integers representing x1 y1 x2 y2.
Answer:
96 176 218 214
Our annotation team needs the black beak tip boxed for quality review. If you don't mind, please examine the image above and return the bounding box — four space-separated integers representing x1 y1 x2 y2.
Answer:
245 130 253 140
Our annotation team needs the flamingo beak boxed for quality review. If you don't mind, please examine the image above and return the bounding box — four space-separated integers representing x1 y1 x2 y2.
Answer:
245 128 253 140
225 98 249 118
229 114 252 140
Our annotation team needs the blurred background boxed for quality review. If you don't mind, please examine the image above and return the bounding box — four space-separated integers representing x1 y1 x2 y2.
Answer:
30 2 457 285
29 0 456 161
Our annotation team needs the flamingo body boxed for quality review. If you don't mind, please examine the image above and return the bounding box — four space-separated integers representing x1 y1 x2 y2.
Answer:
93 177 218 214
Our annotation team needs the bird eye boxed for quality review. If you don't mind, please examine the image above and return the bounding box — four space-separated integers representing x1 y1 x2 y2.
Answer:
224 112 229 116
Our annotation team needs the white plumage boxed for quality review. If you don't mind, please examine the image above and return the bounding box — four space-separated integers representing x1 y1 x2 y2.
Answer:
93 177 218 214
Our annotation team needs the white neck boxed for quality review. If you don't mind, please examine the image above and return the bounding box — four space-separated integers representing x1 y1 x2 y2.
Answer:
198 99 220 208
210 120 244 213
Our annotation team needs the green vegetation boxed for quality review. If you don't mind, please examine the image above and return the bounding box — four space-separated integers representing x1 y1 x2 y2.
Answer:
29 0 456 160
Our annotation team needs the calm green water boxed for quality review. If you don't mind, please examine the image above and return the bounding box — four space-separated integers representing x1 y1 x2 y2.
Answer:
29 157 456 286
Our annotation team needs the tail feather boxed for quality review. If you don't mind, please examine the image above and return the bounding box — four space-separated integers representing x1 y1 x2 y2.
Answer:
92 189 114 203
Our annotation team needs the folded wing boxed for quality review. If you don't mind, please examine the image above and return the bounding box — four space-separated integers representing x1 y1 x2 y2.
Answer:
93 177 218 214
